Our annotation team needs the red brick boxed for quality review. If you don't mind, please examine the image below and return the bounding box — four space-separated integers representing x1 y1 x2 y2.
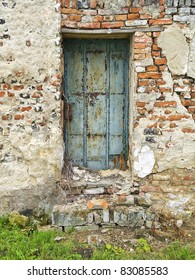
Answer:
3 84 11 90
71 0 77 8
21 106 32 112
8 92 14 97
188 107 195 113
191 85 195 91
138 80 149 86
145 53 152 58
149 19 173 25
154 58 167 65
14 115 24 120
36 85 42 91
146 65 158 72
87 199 109 209
134 43 148 49
62 0 70 8
159 0 165 5
152 51 161 57
32 92 43 98
68 14 82 21
141 185 162 192
152 44 160 51
134 54 146 60
138 108 147 115
159 87 172 93
151 115 166 121
101 22 124 28
154 101 177 107
0 91 5 97
127 13 140 20
167 115 190 121
181 100 195 107
134 37 152 43
159 65 166 71
182 128 195 133
78 22 100 29
92 15 103 22
140 13 152 19
145 86 158 93
61 20 77 28
90 0 97 9
153 32 161 37
136 101 147 107
134 122 139 128
129 7 141 13
2 115 9 120
115 14 127 21
134 48 147 54
159 123 165 128
13 85 24 90
170 123 177 128
103 15 114 21
138 72 162 79
61 8 81 14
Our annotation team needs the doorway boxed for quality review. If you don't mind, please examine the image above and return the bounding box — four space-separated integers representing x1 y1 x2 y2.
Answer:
64 39 129 170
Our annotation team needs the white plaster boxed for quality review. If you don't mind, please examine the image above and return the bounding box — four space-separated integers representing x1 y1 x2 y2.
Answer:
167 195 191 216
158 24 189 75
162 71 173 90
188 34 195 79
134 145 155 178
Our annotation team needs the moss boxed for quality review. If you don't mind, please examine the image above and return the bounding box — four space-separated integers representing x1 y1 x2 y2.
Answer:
8 211 29 228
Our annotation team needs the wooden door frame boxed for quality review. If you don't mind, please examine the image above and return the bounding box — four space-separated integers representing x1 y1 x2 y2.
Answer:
62 31 134 171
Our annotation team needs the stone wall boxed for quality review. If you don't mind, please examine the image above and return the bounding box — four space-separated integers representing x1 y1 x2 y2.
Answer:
0 0 66 215
60 0 195 221
0 0 194 223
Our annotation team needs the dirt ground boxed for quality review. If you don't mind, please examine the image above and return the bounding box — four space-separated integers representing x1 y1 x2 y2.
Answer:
40 223 195 255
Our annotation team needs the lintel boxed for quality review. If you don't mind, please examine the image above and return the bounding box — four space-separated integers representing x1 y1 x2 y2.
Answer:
62 27 163 39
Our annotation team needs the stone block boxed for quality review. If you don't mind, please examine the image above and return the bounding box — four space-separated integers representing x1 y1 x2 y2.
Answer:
125 20 148 27
52 205 88 227
137 195 152 207
165 7 177 14
114 211 120 223
103 209 109 223
87 212 94 224
173 15 190 21
83 187 105 195
178 7 190 15
94 211 102 224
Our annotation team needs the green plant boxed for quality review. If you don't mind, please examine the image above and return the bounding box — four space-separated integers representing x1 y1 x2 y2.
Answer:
65 227 75 234
136 238 152 253
0 216 194 260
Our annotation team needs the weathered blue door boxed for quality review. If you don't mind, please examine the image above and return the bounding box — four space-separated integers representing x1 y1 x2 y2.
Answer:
64 39 129 170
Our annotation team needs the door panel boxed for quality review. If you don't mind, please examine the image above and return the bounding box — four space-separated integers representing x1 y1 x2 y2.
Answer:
64 39 129 170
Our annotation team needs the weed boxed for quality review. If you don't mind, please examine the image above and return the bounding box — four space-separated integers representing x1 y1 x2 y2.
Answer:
0 216 194 260
136 238 152 253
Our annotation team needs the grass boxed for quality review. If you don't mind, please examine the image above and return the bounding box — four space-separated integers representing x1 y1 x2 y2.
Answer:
0 216 194 260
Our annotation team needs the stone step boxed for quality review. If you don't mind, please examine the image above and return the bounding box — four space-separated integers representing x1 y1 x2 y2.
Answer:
52 200 157 230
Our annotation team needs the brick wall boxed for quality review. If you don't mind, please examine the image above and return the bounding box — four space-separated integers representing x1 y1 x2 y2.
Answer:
60 0 195 218
0 0 194 218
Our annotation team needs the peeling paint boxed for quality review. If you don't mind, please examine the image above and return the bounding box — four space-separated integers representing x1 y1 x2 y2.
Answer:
134 146 155 178
158 24 189 75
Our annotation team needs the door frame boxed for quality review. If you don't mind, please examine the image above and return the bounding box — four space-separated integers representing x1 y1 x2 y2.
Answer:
62 33 134 171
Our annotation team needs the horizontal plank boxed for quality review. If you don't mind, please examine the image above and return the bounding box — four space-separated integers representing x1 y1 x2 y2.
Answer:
62 27 163 38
